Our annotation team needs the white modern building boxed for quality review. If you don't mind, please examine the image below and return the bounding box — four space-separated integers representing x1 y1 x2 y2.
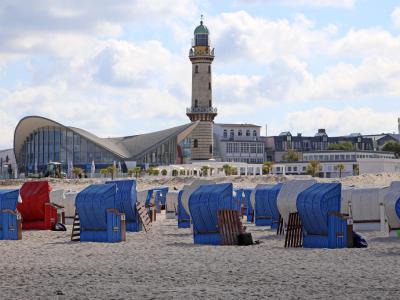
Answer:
273 150 400 178
213 123 264 164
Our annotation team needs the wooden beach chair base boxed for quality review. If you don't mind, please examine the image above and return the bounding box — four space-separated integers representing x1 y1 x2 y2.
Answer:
284 212 303 248
218 209 246 245
136 202 152 233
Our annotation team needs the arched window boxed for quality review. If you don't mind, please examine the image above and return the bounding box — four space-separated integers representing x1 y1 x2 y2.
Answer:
230 129 234 139
238 130 242 136
195 65 199 73
223 129 227 138
209 145 212 154
246 130 250 136
193 139 198 148
194 99 198 108
208 65 211 73
209 100 212 107
253 130 257 137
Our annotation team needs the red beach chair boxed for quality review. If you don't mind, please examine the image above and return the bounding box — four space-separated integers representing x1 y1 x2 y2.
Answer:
18 181 58 230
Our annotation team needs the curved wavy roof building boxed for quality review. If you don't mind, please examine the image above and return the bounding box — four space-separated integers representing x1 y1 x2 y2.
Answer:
14 116 199 174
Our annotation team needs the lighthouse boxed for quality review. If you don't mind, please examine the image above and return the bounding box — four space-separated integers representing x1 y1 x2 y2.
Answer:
186 17 217 161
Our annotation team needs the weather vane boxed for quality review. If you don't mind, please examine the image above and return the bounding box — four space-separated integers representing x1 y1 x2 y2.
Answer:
201 14 204 22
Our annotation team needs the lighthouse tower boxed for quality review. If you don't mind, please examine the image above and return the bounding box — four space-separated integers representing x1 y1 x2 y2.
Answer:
187 17 217 161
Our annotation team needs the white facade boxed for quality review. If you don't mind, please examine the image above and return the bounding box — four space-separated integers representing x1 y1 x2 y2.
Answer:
274 150 400 178
213 124 264 164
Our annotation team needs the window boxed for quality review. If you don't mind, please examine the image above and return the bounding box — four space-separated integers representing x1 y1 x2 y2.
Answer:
195 65 198 73
238 130 242 136
209 100 212 107
230 130 234 139
193 139 198 148
208 82 211 90
194 99 198 108
209 145 212 154
208 65 211 73
246 130 250 136
223 129 227 138
253 130 257 137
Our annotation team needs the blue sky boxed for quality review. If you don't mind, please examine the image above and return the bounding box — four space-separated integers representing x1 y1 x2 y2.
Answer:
0 0 400 148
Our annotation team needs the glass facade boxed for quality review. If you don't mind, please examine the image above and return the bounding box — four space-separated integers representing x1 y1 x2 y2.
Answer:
18 126 123 174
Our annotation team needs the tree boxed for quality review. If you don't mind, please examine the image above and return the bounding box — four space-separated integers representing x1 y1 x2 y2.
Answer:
382 141 400 158
161 169 167 176
152 169 160 176
128 167 141 178
222 164 232 176
201 166 209 176
353 164 359 176
72 167 83 178
328 141 354 151
307 160 321 177
100 168 108 177
231 167 238 175
179 169 185 176
262 161 273 175
172 169 178 176
282 150 300 162
336 164 345 178
107 165 117 180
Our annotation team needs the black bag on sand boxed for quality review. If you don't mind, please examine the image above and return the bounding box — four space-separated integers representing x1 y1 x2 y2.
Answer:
237 233 254 246
53 223 67 231
353 231 368 248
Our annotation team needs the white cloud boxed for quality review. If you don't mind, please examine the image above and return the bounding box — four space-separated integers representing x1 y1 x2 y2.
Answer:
283 0 355 8
392 7 400 29
284 107 398 136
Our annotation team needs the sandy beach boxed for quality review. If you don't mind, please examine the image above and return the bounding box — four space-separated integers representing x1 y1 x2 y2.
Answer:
0 213 399 299
1 173 400 299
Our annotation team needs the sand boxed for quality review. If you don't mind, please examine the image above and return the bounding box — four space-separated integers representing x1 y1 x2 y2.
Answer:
0 213 399 299
1 173 400 299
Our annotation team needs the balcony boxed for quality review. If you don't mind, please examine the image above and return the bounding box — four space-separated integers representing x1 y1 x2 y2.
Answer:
186 107 217 114
189 47 215 57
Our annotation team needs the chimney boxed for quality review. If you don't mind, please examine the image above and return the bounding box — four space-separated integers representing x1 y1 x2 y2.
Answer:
318 129 326 134
265 124 268 136
297 133 302 137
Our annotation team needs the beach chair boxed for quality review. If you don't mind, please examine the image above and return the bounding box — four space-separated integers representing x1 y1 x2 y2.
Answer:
242 189 253 222
277 179 317 227
0 189 21 240
179 180 216 228
253 184 283 228
18 181 60 230
177 189 190 228
166 191 179 219
189 183 235 245
49 189 66 224
383 182 400 237
154 187 168 212
106 180 141 232
144 189 157 222
347 187 389 231
76 184 125 243
297 183 350 249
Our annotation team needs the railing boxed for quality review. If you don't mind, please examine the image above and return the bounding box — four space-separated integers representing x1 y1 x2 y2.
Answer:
186 107 218 114
189 48 215 57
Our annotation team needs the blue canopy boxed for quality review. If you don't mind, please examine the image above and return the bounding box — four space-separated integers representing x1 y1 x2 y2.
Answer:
106 180 140 231
189 183 234 245
177 190 190 228
0 189 19 211
297 183 341 236
76 184 117 231
396 198 400 219
254 184 282 227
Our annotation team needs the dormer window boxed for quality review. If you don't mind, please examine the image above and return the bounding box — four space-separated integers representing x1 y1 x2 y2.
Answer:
195 65 199 73
230 130 234 139
253 130 257 137
223 129 227 138
238 130 242 136
246 130 250 136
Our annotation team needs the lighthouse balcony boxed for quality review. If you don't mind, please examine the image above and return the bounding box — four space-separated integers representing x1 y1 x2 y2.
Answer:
186 107 217 114
189 47 215 57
